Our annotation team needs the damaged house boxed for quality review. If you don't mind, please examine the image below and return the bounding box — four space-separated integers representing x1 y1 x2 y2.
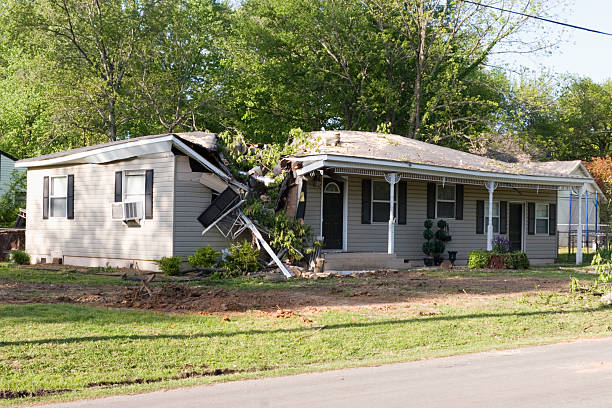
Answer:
15 132 290 275
281 131 600 268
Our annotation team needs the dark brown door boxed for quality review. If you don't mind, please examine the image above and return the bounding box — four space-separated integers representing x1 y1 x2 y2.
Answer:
322 179 344 249
509 203 523 251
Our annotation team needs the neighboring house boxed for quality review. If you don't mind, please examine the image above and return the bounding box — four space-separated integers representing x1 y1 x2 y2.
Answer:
0 149 20 197
15 132 246 271
284 131 599 267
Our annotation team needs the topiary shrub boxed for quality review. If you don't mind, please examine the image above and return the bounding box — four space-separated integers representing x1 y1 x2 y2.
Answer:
502 251 530 269
155 256 182 276
468 250 491 269
10 250 30 265
224 241 260 277
188 246 220 268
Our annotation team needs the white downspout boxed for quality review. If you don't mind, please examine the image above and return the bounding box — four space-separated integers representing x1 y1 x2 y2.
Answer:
485 181 497 251
577 185 584 265
385 173 400 254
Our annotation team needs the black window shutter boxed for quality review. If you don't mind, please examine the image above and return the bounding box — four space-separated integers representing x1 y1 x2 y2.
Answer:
549 203 557 235
361 179 371 224
296 180 307 219
455 184 464 220
114 171 122 202
145 169 154 219
43 176 49 220
67 174 74 219
476 200 484 234
499 201 507 234
398 181 407 225
528 202 535 235
427 182 436 219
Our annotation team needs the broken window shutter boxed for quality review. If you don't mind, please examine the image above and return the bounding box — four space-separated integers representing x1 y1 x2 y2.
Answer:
114 171 122 202
499 201 507 234
476 200 484 234
398 181 407 225
67 174 74 220
43 176 49 220
296 180 307 220
145 169 154 219
427 182 436 219
549 203 557 235
455 184 464 220
361 179 371 224
527 202 535 235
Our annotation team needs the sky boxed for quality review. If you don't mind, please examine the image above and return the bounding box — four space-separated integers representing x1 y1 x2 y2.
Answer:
491 0 612 82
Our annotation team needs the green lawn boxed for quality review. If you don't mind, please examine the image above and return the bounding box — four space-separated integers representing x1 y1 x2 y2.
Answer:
0 266 128 286
2 294 612 405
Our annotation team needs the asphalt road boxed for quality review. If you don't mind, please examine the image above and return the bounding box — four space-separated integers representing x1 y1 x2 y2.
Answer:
45 338 612 408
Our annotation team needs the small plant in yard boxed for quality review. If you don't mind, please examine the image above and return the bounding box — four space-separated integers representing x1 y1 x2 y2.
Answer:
188 246 220 268
224 241 260 277
502 251 529 269
10 250 30 265
492 236 511 253
468 250 491 269
422 219 435 266
155 256 183 276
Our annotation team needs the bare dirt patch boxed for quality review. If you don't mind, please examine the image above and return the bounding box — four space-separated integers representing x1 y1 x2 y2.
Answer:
0 270 573 314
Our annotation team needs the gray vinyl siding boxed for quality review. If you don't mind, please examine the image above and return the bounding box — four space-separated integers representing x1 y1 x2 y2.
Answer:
0 154 18 196
172 155 230 258
303 174 558 262
25 153 175 263
304 181 322 238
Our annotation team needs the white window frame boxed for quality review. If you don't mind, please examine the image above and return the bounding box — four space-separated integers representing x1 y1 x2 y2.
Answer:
371 180 398 224
484 201 500 234
435 184 456 219
49 175 68 219
535 203 549 235
123 170 146 203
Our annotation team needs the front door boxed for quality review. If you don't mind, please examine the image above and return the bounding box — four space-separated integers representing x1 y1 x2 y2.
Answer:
508 203 523 251
322 179 344 249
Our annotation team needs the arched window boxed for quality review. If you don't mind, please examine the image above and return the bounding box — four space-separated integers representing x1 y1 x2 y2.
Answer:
324 182 341 194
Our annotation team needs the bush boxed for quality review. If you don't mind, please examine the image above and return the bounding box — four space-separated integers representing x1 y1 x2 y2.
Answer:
224 241 260 277
502 251 530 269
492 236 510 253
188 246 220 268
10 250 30 265
155 256 182 276
468 250 491 269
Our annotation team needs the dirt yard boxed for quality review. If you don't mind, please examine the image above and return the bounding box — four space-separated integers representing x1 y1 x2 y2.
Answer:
0 269 575 314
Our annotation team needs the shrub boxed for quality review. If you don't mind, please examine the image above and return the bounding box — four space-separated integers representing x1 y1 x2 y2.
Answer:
502 251 530 269
468 250 491 269
188 246 220 268
492 236 511 253
155 256 182 276
489 255 505 269
10 250 30 265
224 241 260 277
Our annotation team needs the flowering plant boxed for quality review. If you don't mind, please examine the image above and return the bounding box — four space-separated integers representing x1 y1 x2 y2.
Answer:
492 236 511 253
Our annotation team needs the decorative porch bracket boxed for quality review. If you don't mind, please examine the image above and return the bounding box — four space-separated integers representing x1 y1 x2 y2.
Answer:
485 181 498 251
385 173 401 254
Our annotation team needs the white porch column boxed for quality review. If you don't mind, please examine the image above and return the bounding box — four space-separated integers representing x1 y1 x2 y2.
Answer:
385 173 400 254
485 181 497 251
577 185 584 265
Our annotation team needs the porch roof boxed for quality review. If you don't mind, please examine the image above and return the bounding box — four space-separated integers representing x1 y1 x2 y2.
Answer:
287 131 596 191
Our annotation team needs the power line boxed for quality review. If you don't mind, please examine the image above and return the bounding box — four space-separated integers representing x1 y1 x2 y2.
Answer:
462 0 612 37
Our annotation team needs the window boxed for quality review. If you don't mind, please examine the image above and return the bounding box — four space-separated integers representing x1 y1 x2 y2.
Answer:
484 201 500 234
324 182 341 194
49 176 67 218
124 170 146 202
371 180 397 223
535 203 549 234
436 185 456 218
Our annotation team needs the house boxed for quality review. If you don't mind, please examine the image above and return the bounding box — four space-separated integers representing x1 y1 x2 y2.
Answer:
283 131 599 267
0 149 21 197
532 161 606 249
14 132 250 271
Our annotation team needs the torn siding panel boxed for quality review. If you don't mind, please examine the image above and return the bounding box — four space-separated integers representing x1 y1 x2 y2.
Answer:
25 153 175 265
172 155 231 257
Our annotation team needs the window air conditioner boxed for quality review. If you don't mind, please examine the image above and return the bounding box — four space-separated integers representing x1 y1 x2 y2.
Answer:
111 201 144 221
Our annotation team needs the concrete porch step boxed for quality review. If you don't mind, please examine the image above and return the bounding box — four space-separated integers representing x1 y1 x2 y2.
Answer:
322 252 408 271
